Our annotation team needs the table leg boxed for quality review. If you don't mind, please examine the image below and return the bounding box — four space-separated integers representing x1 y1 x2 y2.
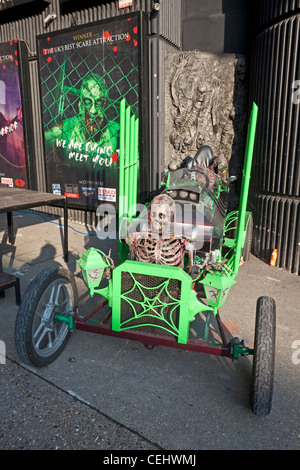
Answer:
7 212 15 244
63 199 68 262
15 277 21 305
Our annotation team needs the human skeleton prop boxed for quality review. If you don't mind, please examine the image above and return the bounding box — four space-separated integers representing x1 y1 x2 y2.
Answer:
127 194 187 267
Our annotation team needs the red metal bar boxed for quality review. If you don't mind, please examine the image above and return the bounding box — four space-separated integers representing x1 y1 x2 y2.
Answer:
74 316 231 357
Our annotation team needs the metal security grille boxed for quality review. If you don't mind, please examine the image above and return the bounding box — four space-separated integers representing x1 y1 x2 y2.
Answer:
250 192 300 274
249 1 300 274
120 271 181 337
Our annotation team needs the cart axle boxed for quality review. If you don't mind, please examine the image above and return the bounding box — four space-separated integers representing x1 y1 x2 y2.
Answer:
230 337 254 361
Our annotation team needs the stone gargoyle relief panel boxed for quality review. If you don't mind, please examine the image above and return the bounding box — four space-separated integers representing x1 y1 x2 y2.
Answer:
164 51 248 181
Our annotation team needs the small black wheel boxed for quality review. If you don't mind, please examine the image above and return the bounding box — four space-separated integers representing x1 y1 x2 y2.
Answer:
242 214 253 262
15 266 78 367
251 296 276 415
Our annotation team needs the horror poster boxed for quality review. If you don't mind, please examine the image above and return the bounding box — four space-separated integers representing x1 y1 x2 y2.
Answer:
0 40 29 188
37 11 144 209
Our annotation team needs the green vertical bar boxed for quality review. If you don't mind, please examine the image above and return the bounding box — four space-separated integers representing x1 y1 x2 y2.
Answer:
111 267 121 331
177 277 192 344
132 117 139 216
124 106 131 218
119 99 126 225
128 115 135 217
233 102 258 273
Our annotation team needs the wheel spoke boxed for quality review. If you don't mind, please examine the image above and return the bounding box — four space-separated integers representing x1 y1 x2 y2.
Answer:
33 322 44 342
53 283 64 305
34 325 49 349
47 330 53 349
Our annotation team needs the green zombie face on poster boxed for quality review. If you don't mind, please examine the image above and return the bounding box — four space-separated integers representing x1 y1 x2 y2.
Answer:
45 73 119 167
38 12 142 208
79 74 108 138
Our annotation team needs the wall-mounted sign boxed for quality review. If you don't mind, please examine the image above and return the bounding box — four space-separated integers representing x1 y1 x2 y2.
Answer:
0 40 35 189
119 0 133 8
37 11 146 209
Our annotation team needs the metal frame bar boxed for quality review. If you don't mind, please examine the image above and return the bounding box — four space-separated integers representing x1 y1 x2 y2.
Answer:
73 301 232 358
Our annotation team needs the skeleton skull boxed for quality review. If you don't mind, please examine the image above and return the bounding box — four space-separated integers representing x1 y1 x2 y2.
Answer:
150 194 175 235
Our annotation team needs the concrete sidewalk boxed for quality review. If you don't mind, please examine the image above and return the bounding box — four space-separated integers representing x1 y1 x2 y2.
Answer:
0 209 299 450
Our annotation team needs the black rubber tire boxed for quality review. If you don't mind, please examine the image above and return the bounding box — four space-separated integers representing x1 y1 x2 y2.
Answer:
242 214 253 262
251 296 276 416
15 266 78 368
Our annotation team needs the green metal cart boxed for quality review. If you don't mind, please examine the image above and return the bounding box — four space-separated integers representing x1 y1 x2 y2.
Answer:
15 101 276 416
